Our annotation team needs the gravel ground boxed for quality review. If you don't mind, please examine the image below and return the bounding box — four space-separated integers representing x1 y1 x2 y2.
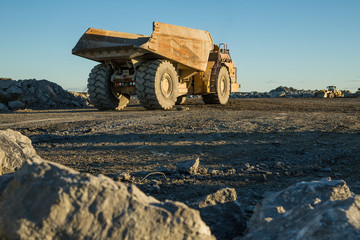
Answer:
1 98 359 223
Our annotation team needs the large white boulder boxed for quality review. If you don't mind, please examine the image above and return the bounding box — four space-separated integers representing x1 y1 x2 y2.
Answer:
0 157 214 240
243 178 359 240
0 129 40 175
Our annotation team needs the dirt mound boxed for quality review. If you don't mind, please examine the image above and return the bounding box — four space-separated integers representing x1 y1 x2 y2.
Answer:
0 79 88 111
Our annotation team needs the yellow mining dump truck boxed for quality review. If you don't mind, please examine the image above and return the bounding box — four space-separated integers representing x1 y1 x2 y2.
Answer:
72 22 240 110
315 86 344 98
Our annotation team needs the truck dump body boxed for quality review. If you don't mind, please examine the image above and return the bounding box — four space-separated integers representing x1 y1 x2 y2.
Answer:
72 22 213 72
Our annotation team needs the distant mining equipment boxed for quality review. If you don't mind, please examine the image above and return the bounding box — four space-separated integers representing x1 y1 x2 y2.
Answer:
315 86 344 98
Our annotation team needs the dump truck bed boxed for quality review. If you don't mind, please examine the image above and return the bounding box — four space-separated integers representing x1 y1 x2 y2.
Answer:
72 22 213 72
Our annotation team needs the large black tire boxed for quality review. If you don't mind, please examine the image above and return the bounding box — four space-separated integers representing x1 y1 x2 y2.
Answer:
202 66 230 105
87 64 129 110
136 60 179 110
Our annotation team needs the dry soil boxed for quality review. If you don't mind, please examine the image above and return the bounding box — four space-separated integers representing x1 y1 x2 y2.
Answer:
0 98 359 215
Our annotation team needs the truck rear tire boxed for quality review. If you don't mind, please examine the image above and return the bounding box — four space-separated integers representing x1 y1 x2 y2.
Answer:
136 60 179 110
87 64 129 110
202 66 230 104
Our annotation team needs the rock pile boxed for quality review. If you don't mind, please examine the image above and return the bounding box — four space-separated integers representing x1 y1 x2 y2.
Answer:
232 86 315 98
0 78 88 112
269 86 315 98
231 86 360 98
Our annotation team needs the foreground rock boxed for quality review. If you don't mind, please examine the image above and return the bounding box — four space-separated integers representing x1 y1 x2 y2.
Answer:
242 178 359 240
0 78 88 111
0 129 40 175
0 157 214 240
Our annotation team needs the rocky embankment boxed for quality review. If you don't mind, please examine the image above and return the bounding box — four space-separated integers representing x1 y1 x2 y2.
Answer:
0 78 88 112
232 86 359 98
1 78 359 113
0 129 359 239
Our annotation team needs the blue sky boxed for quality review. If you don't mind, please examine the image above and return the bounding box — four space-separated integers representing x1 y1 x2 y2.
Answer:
1 0 359 92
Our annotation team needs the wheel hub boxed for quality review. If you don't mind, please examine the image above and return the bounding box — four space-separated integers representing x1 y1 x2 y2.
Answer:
220 76 226 95
161 73 172 98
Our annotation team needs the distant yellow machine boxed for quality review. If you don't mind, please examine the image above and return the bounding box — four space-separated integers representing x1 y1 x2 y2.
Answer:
72 22 239 110
315 86 344 98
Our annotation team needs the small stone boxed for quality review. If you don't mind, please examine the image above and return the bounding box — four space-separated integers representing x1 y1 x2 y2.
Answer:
198 167 208 174
275 161 285 169
176 157 200 174
240 163 251 170
151 179 162 185
176 107 189 111
114 172 131 181
262 174 267 181
209 169 219 175
198 188 237 208
227 169 236 175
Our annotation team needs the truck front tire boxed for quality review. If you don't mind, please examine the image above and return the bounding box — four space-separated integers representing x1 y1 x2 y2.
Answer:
136 60 179 110
202 66 230 105
88 64 129 110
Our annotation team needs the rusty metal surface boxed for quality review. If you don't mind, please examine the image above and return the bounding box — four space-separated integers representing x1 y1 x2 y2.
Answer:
72 22 213 72
72 28 151 63
143 22 213 72
73 28 150 51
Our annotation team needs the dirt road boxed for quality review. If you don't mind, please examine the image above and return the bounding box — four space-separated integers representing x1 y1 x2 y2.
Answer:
1 98 359 217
